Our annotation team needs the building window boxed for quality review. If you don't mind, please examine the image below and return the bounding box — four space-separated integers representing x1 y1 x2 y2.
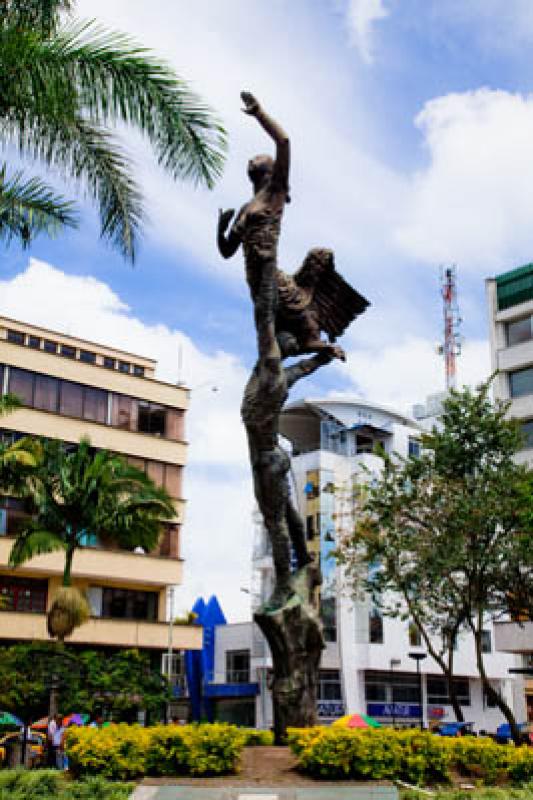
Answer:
34 374 59 413
28 335 41 349
510 366 533 399
408 621 422 647
369 607 384 644
226 650 250 683
138 402 166 436
306 515 315 541
481 630 492 653
0 576 47 613
166 408 184 441
133 365 145 377
100 587 158 621
507 315 533 347
427 677 470 707
80 350 96 365
520 420 533 449
164 465 182 499
364 672 387 702
103 356 115 370
318 669 342 701
8 367 34 405
321 595 337 643
60 344 76 359
484 684 499 708
43 340 57 354
408 437 421 457
118 361 130 374
7 329 25 345
59 380 84 418
83 386 107 424
112 394 138 431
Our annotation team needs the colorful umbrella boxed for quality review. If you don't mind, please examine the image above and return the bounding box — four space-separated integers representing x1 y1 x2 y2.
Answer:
62 713 86 727
0 711 23 727
332 713 381 729
31 716 49 730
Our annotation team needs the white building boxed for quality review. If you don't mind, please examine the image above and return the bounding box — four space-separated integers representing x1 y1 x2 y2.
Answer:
486 265 533 723
211 398 520 732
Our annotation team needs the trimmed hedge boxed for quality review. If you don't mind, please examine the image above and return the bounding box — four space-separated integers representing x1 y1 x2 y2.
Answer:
65 723 245 780
287 727 533 786
241 728 275 746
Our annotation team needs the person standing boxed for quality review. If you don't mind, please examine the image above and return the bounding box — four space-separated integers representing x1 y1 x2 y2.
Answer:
46 714 60 767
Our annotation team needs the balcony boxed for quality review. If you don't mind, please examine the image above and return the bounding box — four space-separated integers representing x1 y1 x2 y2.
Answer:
0 610 202 650
0 537 182 587
494 621 533 654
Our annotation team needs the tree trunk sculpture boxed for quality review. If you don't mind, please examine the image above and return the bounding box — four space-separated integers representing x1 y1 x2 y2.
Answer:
217 91 369 741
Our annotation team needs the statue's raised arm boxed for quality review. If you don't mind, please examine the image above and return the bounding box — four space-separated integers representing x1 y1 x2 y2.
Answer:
241 91 290 193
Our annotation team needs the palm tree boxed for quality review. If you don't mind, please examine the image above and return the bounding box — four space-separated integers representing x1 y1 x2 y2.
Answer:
0 394 42 492
8 437 175 638
0 0 226 259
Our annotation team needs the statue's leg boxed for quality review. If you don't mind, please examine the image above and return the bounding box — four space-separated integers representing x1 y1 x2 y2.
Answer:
286 497 312 569
254 448 293 604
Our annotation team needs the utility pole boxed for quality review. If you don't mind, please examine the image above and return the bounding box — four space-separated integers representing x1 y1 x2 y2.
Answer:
439 265 462 391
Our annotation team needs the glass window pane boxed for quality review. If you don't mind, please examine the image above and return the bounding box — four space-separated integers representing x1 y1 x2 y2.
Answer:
510 367 533 398
28 336 40 349
520 421 533 449
166 408 184 441
60 344 76 359
83 387 107 423
369 608 384 644
59 381 83 418
43 340 57 354
118 361 130 374
7 330 24 345
507 316 533 346
80 350 96 364
34 374 58 412
9 368 34 405
146 460 165 488
133 365 144 377
103 357 115 370
112 394 138 430
164 465 182 498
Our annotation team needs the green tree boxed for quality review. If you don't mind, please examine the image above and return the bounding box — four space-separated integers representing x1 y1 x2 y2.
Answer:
0 0 226 258
8 437 175 637
337 383 533 743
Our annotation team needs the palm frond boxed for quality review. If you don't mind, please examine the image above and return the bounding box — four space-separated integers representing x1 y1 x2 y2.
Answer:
1 1 73 36
8 526 66 568
45 21 226 187
9 112 143 260
0 393 21 417
0 163 77 246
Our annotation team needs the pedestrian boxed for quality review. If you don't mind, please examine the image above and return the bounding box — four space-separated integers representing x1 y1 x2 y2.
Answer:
46 713 60 768
52 718 66 769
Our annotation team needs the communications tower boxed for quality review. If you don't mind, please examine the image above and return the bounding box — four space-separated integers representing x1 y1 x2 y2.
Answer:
440 265 462 391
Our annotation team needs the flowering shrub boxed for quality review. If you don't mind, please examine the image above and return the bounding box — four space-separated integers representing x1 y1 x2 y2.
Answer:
240 728 275 746
287 727 533 786
66 722 245 779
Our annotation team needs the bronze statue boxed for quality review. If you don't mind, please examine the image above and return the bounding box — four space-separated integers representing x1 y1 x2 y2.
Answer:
217 92 368 361
217 91 369 741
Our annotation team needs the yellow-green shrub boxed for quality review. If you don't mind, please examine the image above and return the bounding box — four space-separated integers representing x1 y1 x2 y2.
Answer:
241 728 275 746
65 724 150 780
66 722 245 779
287 727 533 786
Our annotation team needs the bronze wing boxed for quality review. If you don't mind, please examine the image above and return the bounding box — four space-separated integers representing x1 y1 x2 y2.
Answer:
294 253 370 342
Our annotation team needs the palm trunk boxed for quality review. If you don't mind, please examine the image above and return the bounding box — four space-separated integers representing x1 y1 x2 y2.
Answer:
63 545 75 587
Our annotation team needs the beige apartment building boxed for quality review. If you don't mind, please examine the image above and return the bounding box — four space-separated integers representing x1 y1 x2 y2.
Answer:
0 316 201 656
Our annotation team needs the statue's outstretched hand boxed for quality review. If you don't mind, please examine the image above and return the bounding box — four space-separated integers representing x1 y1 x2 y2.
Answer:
241 91 261 116
218 208 235 232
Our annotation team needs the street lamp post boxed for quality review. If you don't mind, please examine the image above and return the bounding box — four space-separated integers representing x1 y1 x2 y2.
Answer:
408 652 427 730
390 658 401 728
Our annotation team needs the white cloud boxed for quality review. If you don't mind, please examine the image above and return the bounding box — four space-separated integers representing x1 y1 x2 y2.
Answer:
0 259 253 619
346 0 389 63
334 335 490 412
395 89 533 272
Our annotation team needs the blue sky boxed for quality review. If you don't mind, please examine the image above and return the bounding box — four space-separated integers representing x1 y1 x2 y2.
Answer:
4 0 533 617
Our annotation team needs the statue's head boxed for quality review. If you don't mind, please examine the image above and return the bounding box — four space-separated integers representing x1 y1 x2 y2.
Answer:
247 154 274 186
299 248 334 286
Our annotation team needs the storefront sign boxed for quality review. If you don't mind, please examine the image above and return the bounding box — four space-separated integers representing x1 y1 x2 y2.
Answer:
317 701 345 718
367 702 421 719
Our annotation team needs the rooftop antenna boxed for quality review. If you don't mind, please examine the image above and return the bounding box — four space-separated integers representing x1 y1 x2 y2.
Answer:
438 265 462 391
